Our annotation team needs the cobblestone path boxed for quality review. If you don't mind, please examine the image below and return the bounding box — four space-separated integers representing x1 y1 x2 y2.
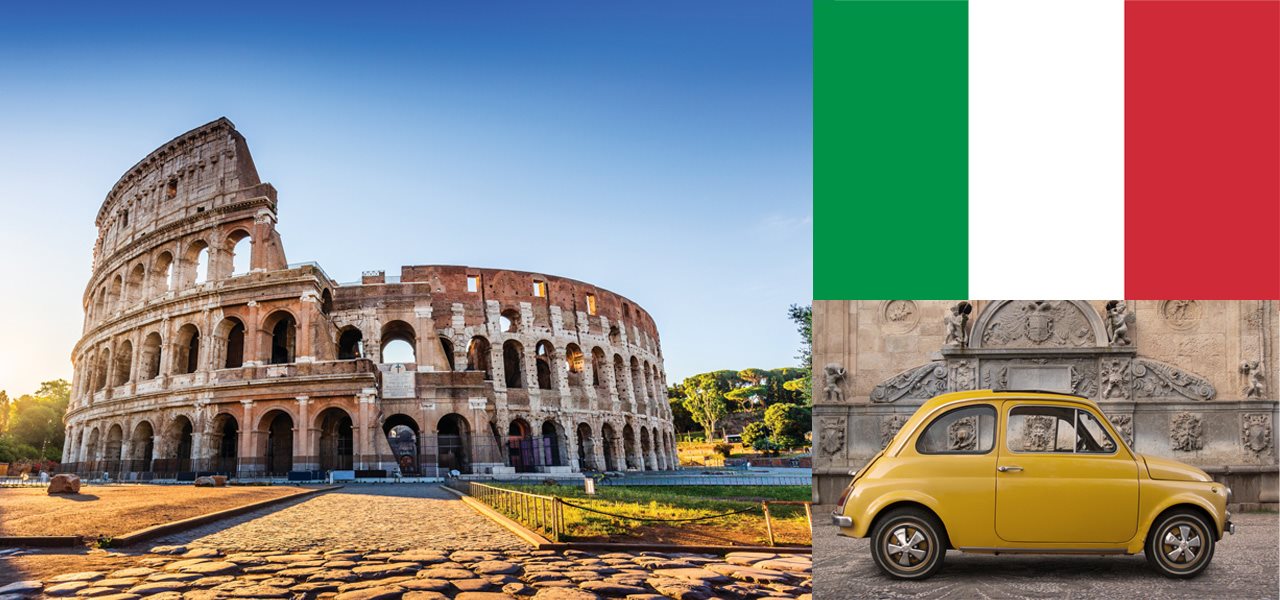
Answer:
1 547 813 599
155 485 526 553
814 511 1278 600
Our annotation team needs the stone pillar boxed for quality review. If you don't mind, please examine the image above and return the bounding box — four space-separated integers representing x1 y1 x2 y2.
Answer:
244 301 262 366
623 362 638 413
356 389 377 469
295 396 312 470
239 400 255 475
250 210 276 272
591 428 607 472
62 426 75 467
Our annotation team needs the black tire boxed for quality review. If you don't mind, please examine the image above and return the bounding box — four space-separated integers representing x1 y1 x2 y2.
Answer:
869 507 948 580
1145 509 1216 578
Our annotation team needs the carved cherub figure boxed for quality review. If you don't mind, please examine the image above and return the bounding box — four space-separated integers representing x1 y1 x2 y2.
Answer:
1241 360 1265 399
1105 300 1134 346
823 363 847 403
944 302 972 347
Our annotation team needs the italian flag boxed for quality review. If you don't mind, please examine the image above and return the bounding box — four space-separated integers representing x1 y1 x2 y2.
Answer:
814 0 1280 301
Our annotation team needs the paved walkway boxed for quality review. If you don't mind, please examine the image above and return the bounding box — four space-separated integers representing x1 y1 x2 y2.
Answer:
814 511 1278 599
155 485 527 553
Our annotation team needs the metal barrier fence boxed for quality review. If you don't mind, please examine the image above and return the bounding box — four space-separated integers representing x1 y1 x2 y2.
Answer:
598 475 811 486
450 480 565 541
451 480 812 546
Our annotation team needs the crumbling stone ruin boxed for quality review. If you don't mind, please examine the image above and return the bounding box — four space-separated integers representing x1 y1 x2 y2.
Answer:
63 118 677 478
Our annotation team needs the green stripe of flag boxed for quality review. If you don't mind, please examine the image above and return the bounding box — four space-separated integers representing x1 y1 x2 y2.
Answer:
814 0 969 300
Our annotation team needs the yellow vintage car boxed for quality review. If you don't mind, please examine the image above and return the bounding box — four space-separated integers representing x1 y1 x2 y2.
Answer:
831 390 1234 579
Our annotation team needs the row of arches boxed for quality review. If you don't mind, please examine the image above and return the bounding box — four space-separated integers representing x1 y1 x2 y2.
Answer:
66 408 677 477
88 230 255 326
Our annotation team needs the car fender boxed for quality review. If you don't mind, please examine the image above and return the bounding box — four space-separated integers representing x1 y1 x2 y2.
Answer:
1128 493 1223 554
855 488 944 539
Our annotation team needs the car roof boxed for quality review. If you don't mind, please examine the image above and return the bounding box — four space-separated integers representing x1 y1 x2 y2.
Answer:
915 389 1100 413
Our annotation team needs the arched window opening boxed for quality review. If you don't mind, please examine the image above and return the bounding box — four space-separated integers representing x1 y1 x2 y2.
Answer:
535 341 554 390
499 309 520 333
263 411 293 476
383 414 420 476
86 428 101 466
623 424 639 470
542 420 563 467
507 418 533 472
105 424 124 468
467 337 492 380
185 241 210 286
439 337 456 371
153 252 174 297
141 332 162 380
108 275 123 313
159 416 195 475
224 318 245 368
95 348 111 390
437 414 471 474
174 324 200 374
591 347 607 388
228 231 252 276
111 340 133 387
265 312 297 364
318 408 355 472
381 320 417 363
601 424 619 471
641 428 654 471
320 290 333 315
565 344 584 386
612 354 626 398
622 303 631 319
576 423 595 471
503 340 524 388
212 414 238 474
608 326 621 345
130 421 154 473
338 327 364 360
126 263 146 306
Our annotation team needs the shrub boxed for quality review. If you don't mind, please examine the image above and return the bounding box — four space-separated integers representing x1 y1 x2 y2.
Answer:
712 442 733 458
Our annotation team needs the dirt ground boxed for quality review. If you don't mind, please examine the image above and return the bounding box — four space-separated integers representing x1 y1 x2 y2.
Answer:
0 484 309 540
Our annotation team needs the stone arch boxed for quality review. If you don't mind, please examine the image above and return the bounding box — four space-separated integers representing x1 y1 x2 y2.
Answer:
600 423 619 471
381 320 417 363
500 308 521 333
541 419 564 467
85 426 102 465
591 347 607 389
640 427 654 471
437 413 471 474
383 414 421 476
608 325 621 345
439 337 456 371
94 346 111 390
130 421 155 472
262 310 297 365
316 407 354 472
576 422 597 471
507 417 534 472
151 250 174 297
564 343 585 387
125 262 146 306
503 340 525 388
622 423 639 470
535 340 555 390
162 415 195 473
259 409 294 475
226 228 253 277
217 317 246 369
173 323 200 374
337 326 364 359
630 356 646 412
140 331 163 379
107 274 123 313
211 413 239 473
183 239 210 286
612 354 626 398
104 423 125 468
111 339 133 387
467 336 492 380
969 300 1109 349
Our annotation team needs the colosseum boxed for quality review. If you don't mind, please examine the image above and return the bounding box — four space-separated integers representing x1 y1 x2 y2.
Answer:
61 117 677 480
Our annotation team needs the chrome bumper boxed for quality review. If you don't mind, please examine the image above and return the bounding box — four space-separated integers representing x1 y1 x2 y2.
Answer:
832 513 853 528
1226 520 1236 535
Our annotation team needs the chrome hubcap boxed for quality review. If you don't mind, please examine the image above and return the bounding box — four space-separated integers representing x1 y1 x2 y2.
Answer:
885 524 929 568
1162 523 1202 564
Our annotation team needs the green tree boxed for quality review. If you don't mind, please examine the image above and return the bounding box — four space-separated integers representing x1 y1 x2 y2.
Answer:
0 390 10 433
787 304 813 405
740 421 771 450
667 391 698 434
8 379 71 461
680 384 730 442
764 402 811 450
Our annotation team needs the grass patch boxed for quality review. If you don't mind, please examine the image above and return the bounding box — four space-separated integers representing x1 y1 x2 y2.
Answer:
487 484 811 546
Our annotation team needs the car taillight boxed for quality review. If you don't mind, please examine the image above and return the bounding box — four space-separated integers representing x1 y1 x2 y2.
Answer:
835 483 854 511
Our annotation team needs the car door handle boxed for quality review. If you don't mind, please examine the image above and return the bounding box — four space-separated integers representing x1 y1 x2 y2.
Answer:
997 465 1023 472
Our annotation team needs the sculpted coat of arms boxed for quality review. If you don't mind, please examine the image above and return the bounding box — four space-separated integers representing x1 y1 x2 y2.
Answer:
1242 413 1272 454
1169 412 1204 452
1022 415 1055 452
819 417 847 457
947 416 978 451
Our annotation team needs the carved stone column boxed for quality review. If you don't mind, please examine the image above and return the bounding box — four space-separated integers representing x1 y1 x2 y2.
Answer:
239 400 256 474
295 396 311 470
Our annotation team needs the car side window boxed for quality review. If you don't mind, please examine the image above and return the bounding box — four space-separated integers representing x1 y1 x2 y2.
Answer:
1007 406 1117 454
916 405 996 454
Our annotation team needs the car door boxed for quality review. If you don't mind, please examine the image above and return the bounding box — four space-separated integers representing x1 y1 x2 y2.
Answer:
995 403 1139 544
904 403 999 546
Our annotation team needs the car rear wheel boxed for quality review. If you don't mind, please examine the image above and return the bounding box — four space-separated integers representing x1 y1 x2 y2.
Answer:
869 507 947 580
1145 509 1215 578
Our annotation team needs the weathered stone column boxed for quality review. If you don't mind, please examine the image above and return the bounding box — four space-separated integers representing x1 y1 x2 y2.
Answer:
295 396 311 470
239 400 256 475
244 301 261 366
296 292 317 363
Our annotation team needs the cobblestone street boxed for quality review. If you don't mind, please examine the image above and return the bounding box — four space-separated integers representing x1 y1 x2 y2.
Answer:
154 485 526 552
0 484 813 599
814 511 1278 599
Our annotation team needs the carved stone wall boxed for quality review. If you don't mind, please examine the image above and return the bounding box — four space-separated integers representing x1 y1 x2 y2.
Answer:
813 300 1279 505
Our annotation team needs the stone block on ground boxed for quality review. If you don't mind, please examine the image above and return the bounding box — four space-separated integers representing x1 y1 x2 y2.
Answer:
46 473 81 494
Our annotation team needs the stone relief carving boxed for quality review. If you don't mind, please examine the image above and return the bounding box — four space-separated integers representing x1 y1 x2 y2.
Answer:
819 417 847 457
1133 358 1216 401
978 300 1096 348
1240 360 1265 399
823 363 847 403
1170 412 1204 452
871 363 947 403
949 360 975 392
1108 414 1134 447
1022 415 1055 451
1070 364 1099 397
1100 359 1131 400
947 416 978 451
1159 300 1202 331
880 414 908 448
943 301 972 347
880 300 920 333
980 358 1096 397
1242 413 1272 453
1105 300 1134 346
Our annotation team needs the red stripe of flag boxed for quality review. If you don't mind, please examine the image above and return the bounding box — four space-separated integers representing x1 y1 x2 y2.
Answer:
1126 0 1280 299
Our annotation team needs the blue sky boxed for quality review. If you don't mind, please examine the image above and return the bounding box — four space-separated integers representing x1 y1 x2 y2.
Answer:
0 1 812 396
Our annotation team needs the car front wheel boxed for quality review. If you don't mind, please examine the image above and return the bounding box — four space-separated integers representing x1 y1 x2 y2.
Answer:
869 507 947 580
1145 509 1216 578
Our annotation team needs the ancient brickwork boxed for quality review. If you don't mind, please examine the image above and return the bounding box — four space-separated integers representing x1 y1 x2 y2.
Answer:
63 119 677 479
